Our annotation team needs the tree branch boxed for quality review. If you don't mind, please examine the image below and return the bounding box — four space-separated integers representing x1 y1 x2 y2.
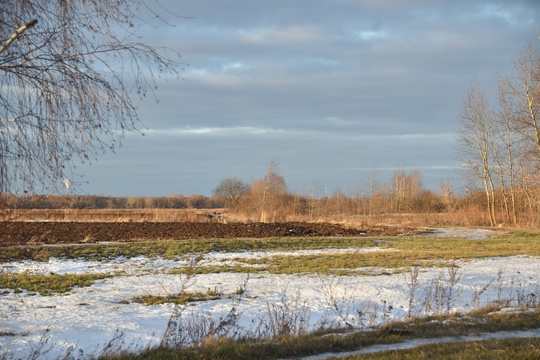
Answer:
0 19 38 56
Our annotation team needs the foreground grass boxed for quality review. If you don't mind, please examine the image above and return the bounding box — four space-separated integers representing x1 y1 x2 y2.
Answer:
2 230 539 358
102 306 540 360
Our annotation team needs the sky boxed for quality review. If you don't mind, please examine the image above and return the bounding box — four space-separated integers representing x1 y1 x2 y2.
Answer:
76 0 540 197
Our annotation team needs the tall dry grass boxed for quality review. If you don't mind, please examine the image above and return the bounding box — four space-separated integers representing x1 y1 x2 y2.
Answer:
1 208 226 223
0 206 508 229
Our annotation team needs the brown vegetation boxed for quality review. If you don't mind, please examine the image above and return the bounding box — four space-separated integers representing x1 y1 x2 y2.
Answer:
2 174 540 229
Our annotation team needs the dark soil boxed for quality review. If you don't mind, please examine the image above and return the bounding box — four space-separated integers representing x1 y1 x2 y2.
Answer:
0 221 419 246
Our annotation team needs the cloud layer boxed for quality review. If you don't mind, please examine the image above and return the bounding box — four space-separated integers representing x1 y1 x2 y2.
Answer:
78 0 540 196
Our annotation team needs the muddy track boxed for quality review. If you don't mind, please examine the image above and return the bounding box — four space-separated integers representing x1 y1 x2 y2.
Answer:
0 221 417 245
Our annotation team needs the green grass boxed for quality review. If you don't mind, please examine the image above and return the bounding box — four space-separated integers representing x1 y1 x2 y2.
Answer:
0 272 111 295
3 232 540 265
3 231 540 276
254 234 540 275
169 232 540 276
0 237 381 262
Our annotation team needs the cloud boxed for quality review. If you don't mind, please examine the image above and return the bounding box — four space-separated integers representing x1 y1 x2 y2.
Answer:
242 25 325 45
75 0 540 196
146 126 281 136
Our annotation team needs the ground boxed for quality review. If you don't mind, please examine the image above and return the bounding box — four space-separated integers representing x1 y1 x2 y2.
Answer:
0 221 420 245
1 224 537 359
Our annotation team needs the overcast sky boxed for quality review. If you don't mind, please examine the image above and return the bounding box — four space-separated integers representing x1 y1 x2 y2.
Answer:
76 0 539 197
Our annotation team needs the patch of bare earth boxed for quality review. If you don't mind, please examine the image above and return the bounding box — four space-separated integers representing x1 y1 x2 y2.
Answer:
0 221 422 246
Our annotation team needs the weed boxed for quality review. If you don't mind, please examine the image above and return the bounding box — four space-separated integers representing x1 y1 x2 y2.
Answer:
319 275 372 329
233 275 250 297
423 264 463 315
263 290 312 338
404 266 420 318
161 304 242 348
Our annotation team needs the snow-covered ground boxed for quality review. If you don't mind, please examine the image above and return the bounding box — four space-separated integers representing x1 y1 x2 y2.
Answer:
1 233 539 359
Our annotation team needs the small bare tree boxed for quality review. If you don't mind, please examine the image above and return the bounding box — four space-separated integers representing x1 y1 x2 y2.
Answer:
304 180 322 221
213 177 249 210
254 160 288 222
0 1 183 195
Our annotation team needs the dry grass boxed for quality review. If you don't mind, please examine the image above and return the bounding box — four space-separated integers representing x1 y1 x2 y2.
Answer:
0 205 526 229
1 208 225 222
0 208 503 232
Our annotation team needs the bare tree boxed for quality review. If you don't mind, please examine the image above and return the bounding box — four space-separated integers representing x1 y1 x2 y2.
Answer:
0 1 183 195
502 44 540 223
391 168 423 213
213 177 249 210
456 83 497 226
254 160 287 222
493 77 521 224
505 44 540 159
304 180 322 221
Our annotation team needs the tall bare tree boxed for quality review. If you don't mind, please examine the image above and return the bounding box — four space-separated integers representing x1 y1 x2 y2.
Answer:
505 44 540 159
0 1 182 195
503 44 540 223
494 77 521 224
456 83 497 226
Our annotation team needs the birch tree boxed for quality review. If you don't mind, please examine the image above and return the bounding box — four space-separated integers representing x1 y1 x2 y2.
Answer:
503 44 540 222
0 1 182 194
456 83 497 226
255 160 287 222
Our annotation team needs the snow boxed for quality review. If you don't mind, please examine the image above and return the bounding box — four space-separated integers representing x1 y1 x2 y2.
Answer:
1 237 539 359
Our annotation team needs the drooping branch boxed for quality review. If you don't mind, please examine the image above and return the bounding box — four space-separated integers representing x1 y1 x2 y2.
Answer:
0 1 183 195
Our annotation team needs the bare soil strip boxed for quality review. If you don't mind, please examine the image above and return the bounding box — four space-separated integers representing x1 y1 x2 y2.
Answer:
0 221 419 245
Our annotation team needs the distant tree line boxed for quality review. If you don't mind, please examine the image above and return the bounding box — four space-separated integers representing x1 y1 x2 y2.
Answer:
2 163 512 227
3 194 224 210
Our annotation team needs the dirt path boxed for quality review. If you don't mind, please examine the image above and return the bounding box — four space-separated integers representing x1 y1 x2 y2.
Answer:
297 328 540 359
422 227 501 239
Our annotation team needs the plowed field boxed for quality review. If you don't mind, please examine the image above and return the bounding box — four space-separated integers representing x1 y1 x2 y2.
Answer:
0 221 418 245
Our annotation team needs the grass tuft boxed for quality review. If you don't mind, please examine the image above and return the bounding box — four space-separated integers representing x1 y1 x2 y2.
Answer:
101 306 540 360
131 288 223 306
0 272 111 295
